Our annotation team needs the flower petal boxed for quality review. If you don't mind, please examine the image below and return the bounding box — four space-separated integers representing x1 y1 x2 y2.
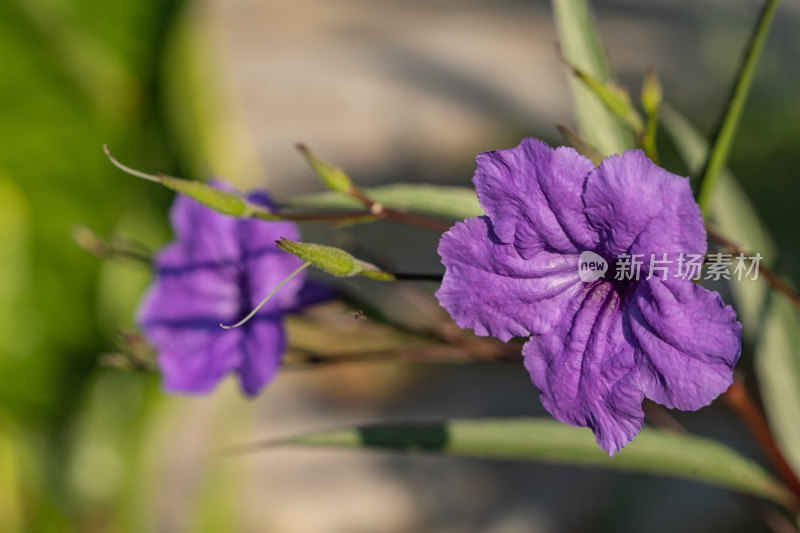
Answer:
239 318 286 397
523 281 644 455
436 216 585 342
168 187 242 267
473 138 597 257
237 204 306 312
627 278 742 410
583 150 706 274
155 325 244 394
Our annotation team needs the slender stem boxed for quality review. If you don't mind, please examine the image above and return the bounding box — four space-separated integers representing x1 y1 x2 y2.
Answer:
103 144 163 183
381 209 452 232
221 262 311 329
106 144 453 232
255 210 379 223
707 227 800 309
724 378 800 505
642 400 686 434
73 225 153 264
696 0 780 214
391 272 444 282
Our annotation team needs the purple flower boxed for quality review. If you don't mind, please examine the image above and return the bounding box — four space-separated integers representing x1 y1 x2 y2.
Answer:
436 138 742 455
137 182 306 397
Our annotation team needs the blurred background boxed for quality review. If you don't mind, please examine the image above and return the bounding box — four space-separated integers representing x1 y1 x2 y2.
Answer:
1 0 798 531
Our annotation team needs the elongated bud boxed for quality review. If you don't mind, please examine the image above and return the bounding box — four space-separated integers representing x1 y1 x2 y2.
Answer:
296 144 358 196
561 61 644 135
161 176 255 217
104 145 271 219
276 238 395 280
641 68 662 117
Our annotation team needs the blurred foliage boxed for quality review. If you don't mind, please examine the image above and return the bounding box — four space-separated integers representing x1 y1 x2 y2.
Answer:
1 0 799 531
0 0 184 529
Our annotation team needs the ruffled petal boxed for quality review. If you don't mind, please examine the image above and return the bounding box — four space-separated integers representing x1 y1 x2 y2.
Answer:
239 318 285 397
627 277 742 410
436 216 585 342
523 281 644 455
473 138 598 257
583 150 706 277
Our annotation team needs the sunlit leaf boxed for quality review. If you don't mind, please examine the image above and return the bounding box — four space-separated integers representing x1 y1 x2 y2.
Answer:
274 418 796 507
663 106 800 477
661 106 775 337
695 0 780 214
284 184 483 221
754 293 800 477
551 0 635 156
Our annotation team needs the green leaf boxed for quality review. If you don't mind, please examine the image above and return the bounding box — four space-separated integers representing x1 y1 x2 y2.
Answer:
276 418 796 507
276 238 395 280
695 0 780 214
662 107 800 478
755 293 800 477
563 60 644 135
552 0 635 156
284 184 483 221
159 176 254 217
661 106 775 338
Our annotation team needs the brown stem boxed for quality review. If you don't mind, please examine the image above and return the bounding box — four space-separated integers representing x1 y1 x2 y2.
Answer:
642 400 686 434
381 208 452 232
343 179 453 232
282 343 516 368
724 378 800 504
707 227 800 308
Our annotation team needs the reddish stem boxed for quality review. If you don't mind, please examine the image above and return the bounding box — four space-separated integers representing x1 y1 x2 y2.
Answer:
724 379 800 502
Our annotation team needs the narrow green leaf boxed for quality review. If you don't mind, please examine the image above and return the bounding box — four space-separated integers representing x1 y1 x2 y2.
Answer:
552 0 635 156
663 107 800 478
695 0 780 214
104 145 270 219
755 293 800 477
276 238 395 280
277 418 796 507
284 184 483 221
564 60 644 135
661 106 775 337
159 176 254 217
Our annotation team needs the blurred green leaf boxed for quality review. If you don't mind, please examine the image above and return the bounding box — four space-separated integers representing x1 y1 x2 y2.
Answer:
661 106 775 338
563 60 644 136
278 418 796 507
284 184 483 221
161 5 262 186
0 414 24 533
552 0 635 156
663 107 800 477
754 293 800 477
695 0 780 214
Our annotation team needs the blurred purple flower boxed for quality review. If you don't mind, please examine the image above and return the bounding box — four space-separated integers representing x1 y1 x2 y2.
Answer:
436 139 742 455
138 182 311 397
